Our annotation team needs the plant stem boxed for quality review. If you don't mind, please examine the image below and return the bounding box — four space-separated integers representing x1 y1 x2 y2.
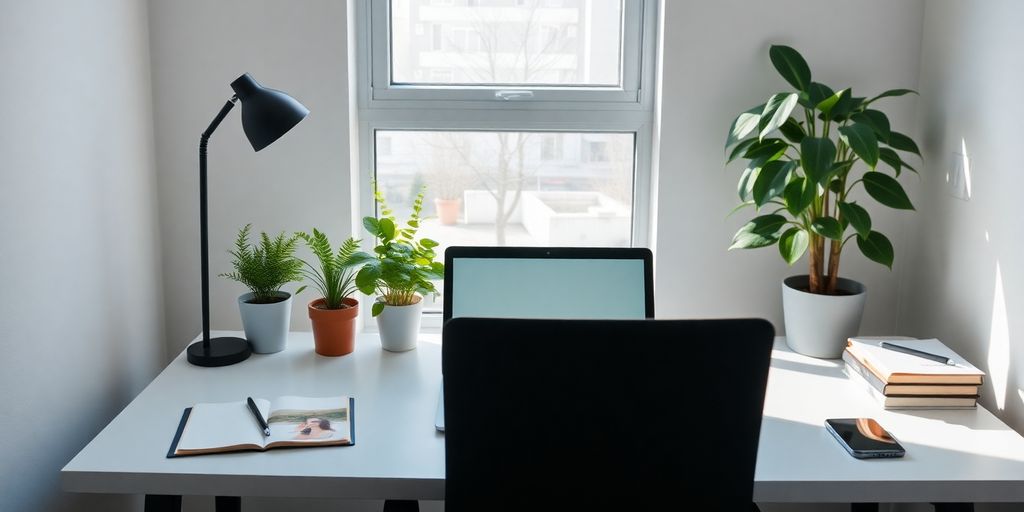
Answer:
808 233 824 293
826 238 842 294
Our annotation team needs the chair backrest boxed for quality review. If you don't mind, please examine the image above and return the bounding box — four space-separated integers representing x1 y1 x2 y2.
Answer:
442 317 774 510
443 246 654 323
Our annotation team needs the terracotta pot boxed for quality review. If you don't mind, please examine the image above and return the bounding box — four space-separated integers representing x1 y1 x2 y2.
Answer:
434 198 462 226
308 297 359 356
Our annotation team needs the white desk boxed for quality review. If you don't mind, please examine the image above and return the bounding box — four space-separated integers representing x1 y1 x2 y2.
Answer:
62 332 1024 504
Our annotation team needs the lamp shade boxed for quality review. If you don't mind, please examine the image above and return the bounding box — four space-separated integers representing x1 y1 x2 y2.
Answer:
230 73 309 152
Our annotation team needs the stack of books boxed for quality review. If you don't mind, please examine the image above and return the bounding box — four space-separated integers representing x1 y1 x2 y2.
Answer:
843 338 985 409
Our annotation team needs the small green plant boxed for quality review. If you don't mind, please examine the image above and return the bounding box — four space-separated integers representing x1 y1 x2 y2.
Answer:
724 45 922 295
220 224 304 304
296 229 374 310
356 185 445 316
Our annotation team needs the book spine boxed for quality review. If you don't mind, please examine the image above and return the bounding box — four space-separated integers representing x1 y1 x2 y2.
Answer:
843 350 887 394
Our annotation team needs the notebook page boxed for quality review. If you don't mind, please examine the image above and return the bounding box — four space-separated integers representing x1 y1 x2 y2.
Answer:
266 395 351 445
177 399 269 452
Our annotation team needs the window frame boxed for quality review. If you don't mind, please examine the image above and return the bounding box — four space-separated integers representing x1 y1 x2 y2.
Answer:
367 0 651 106
353 0 660 330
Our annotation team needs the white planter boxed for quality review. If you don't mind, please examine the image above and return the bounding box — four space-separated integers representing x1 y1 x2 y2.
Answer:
238 291 292 354
782 275 866 359
376 296 423 352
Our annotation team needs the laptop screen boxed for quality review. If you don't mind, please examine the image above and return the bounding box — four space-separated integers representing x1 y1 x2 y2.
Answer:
444 247 653 321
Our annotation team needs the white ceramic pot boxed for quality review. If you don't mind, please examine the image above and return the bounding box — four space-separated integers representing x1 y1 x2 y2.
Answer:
238 291 292 354
782 275 866 359
376 295 423 352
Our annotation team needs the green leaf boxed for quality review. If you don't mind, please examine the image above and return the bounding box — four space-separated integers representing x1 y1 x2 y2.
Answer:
838 201 871 239
800 137 837 185
851 109 891 142
839 123 879 168
378 217 396 240
371 302 385 317
828 90 858 119
863 172 915 210
759 93 800 140
362 217 380 237
779 118 805 144
878 147 902 176
730 214 787 249
811 217 844 240
738 165 760 201
778 227 809 265
752 160 796 207
355 264 381 295
784 177 814 216
420 238 439 249
866 88 917 105
815 88 848 116
802 82 835 109
857 231 895 269
743 138 788 161
727 138 757 163
769 45 811 92
887 131 921 157
726 104 764 149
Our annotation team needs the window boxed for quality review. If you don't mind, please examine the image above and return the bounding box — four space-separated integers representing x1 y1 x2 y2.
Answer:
355 0 658 324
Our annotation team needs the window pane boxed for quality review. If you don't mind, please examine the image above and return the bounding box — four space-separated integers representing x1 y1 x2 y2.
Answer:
374 130 634 256
389 0 623 86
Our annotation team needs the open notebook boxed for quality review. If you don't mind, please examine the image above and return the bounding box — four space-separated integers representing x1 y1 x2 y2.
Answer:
168 395 354 457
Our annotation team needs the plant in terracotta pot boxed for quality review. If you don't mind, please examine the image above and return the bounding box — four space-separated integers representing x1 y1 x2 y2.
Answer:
356 186 444 352
296 229 374 356
429 168 472 226
219 224 304 354
724 45 922 358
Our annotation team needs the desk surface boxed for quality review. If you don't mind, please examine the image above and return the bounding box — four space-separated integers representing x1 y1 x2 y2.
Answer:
62 332 1024 502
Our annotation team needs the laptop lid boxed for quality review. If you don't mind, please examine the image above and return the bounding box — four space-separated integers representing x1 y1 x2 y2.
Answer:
442 317 775 509
443 246 654 323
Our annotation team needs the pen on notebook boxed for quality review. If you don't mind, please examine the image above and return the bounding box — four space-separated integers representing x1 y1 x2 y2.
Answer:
246 397 271 436
878 341 955 366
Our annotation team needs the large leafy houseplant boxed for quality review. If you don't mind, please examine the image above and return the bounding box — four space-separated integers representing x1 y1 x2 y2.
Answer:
356 186 445 317
725 45 921 295
220 224 303 304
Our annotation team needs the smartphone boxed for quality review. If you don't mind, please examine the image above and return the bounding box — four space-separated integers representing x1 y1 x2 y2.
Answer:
825 418 906 459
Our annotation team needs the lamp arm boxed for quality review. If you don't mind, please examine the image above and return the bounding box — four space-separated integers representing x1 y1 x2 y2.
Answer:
198 96 238 346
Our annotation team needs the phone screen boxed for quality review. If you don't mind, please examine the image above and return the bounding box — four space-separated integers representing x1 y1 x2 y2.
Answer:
826 418 904 456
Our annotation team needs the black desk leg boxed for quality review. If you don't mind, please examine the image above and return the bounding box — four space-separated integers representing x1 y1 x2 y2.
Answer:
382 499 419 512
144 495 181 512
851 504 879 512
933 504 974 512
215 496 241 512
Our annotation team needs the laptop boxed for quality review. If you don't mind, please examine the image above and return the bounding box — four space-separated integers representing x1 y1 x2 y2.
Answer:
442 317 775 508
435 246 654 431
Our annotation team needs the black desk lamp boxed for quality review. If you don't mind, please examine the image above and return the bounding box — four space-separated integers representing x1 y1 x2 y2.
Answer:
186 73 309 367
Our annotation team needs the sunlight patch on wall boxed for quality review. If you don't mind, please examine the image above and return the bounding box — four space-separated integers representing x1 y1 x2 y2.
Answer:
987 261 1010 410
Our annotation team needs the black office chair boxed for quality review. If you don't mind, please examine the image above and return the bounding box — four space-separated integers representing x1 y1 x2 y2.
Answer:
442 318 775 511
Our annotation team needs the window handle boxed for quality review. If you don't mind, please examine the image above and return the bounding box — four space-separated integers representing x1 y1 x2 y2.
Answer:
494 90 534 101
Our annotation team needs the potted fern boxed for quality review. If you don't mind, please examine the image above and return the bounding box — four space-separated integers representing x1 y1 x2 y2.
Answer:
356 186 444 352
724 45 921 358
296 229 374 356
220 224 303 354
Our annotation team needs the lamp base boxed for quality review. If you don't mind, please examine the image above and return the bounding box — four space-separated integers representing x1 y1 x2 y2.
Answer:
186 336 251 367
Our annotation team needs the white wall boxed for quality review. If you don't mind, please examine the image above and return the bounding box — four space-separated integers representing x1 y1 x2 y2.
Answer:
148 0 354 355
655 0 925 336
900 0 1024 437
0 1 164 511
